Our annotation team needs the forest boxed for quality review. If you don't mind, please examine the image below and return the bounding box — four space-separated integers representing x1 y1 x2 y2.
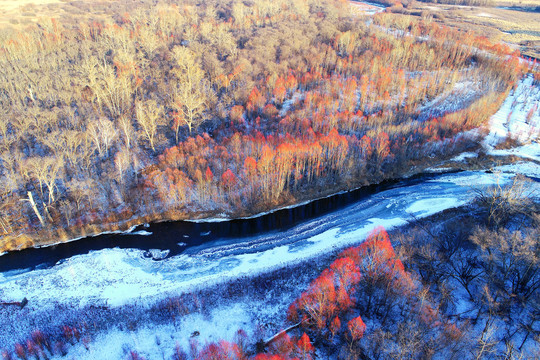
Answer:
0 0 528 252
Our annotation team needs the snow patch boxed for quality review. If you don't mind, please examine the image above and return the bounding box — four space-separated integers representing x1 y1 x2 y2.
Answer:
130 230 153 236
406 198 466 216
483 75 540 153
451 152 478 162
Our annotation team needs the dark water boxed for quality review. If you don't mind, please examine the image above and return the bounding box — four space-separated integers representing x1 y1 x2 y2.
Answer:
496 6 540 13
0 171 457 273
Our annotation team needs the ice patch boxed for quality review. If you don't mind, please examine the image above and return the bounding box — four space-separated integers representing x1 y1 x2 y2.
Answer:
406 198 466 216
130 230 153 236
143 249 170 260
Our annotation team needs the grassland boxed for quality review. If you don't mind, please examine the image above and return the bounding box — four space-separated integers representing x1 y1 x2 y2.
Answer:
0 0 138 30
397 0 540 59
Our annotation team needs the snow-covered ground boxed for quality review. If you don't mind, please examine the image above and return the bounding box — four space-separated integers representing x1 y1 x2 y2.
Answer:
482 74 540 161
57 304 257 360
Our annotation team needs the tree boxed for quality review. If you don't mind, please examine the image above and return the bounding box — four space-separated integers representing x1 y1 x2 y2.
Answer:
330 316 341 338
25 156 63 204
172 46 209 134
88 118 118 157
296 270 337 329
347 316 366 341
296 333 314 360
221 169 237 193
136 100 163 152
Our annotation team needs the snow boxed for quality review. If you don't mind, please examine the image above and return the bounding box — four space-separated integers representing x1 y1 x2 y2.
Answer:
130 230 152 236
278 92 303 117
51 303 255 360
418 79 485 118
483 75 540 154
450 152 478 162
406 197 467 217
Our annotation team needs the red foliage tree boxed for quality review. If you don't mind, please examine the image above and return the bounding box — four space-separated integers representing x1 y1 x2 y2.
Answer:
253 355 290 360
330 316 341 338
297 269 337 329
221 169 237 188
296 333 314 360
195 341 240 360
347 316 366 341
205 167 214 182
268 332 295 357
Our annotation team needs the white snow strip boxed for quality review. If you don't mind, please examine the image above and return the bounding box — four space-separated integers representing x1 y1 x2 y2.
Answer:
493 162 540 178
406 197 467 216
488 143 540 162
450 152 478 162
130 230 153 236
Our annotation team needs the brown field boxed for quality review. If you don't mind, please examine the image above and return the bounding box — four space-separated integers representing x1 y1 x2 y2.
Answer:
397 1 540 59
0 0 138 30
1 0 538 59
497 0 540 6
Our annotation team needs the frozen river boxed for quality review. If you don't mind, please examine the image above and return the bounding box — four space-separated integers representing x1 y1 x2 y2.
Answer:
0 165 538 309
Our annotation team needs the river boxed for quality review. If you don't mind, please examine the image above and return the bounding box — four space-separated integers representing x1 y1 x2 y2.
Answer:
0 164 538 309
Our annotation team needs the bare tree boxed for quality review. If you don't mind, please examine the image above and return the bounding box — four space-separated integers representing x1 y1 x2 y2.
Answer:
88 118 118 157
172 46 208 134
25 156 63 204
136 99 163 151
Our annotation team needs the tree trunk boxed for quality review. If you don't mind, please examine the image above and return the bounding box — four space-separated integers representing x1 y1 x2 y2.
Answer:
24 191 45 226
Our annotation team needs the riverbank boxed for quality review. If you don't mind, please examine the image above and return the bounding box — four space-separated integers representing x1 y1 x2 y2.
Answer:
1 190 538 357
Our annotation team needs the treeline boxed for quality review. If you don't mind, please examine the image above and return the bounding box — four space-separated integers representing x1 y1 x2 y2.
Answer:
0 0 525 251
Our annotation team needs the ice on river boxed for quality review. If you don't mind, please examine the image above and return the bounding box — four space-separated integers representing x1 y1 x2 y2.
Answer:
1 168 537 310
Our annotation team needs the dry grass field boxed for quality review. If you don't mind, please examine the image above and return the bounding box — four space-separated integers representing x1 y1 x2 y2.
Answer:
0 0 141 30
1 0 537 58
0 0 62 27
398 0 540 59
